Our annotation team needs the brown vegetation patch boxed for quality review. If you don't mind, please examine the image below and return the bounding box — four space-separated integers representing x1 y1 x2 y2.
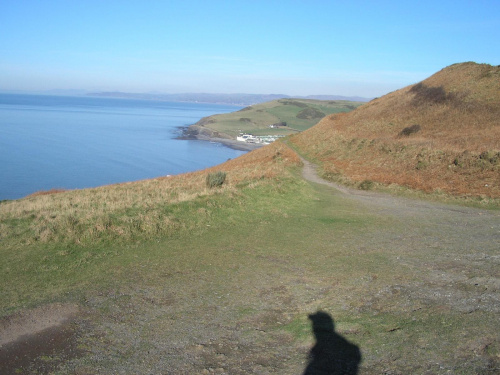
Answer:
291 62 500 198
0 142 302 245
27 189 68 197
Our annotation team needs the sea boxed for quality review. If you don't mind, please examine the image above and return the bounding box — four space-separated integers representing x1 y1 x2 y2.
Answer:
0 93 246 200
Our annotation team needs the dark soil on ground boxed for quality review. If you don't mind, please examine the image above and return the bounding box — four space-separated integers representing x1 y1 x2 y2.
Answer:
1 159 499 374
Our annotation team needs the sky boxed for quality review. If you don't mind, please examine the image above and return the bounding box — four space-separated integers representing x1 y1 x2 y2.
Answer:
1 0 499 98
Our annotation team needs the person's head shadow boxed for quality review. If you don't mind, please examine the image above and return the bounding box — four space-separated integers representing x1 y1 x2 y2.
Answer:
303 311 361 375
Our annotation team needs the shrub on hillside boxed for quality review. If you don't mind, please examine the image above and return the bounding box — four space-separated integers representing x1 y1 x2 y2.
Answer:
359 180 375 190
399 124 421 137
453 150 499 169
271 121 287 127
279 100 308 108
297 107 326 119
206 171 226 188
479 151 500 165
410 83 451 105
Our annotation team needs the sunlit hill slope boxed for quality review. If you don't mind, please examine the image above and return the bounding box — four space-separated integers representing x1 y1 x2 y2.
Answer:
290 62 500 198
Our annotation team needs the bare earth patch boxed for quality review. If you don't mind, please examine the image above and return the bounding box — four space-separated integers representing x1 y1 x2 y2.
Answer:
1 155 499 374
0 303 81 374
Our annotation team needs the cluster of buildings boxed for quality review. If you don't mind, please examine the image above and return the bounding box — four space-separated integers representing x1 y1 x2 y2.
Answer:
236 134 285 145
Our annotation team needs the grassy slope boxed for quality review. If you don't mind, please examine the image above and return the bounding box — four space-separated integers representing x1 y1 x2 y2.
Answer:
191 98 363 138
290 62 500 200
0 143 302 311
1 141 499 374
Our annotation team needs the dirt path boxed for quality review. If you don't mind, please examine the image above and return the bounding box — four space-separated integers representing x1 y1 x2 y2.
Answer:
301 156 358 194
300 155 498 217
1 155 499 374
301 154 500 301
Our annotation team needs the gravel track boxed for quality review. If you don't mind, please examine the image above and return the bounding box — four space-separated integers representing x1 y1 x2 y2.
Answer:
1 157 499 374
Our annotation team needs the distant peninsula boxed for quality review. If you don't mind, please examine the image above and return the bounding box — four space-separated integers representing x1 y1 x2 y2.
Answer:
88 92 372 106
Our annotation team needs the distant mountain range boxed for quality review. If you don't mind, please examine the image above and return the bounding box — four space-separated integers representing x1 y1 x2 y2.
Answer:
88 92 372 106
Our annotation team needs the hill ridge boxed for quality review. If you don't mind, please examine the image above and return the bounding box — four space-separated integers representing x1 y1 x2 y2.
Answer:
290 62 500 198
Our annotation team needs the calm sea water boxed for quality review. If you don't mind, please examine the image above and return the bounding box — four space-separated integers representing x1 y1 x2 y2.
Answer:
0 94 245 200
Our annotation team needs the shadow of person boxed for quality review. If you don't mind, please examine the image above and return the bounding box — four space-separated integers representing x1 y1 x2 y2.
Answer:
303 311 361 375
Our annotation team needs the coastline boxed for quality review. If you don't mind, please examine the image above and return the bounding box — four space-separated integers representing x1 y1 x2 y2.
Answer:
195 134 264 151
176 126 263 151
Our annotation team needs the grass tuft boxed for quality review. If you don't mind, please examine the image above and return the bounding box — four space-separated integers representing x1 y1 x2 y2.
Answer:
206 171 227 188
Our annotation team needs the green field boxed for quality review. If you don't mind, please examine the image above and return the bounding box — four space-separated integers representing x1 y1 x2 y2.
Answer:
192 98 364 137
1 143 499 374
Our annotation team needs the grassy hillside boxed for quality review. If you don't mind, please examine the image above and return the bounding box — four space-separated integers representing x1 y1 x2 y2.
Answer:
187 98 364 138
1 140 499 373
290 62 500 199
1 63 499 373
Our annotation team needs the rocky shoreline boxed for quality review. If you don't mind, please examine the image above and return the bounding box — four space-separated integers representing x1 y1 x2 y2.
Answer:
176 125 263 151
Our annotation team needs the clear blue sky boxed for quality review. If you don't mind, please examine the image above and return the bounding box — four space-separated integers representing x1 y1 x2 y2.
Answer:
1 0 498 97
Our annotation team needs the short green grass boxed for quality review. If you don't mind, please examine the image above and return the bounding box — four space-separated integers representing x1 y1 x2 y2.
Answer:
1 158 499 374
193 98 364 137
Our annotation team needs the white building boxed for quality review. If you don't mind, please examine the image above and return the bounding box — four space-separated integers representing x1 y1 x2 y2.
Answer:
237 133 285 144
236 134 258 143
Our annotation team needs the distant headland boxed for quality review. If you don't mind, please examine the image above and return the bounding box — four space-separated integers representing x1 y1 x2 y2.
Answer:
87 92 372 106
